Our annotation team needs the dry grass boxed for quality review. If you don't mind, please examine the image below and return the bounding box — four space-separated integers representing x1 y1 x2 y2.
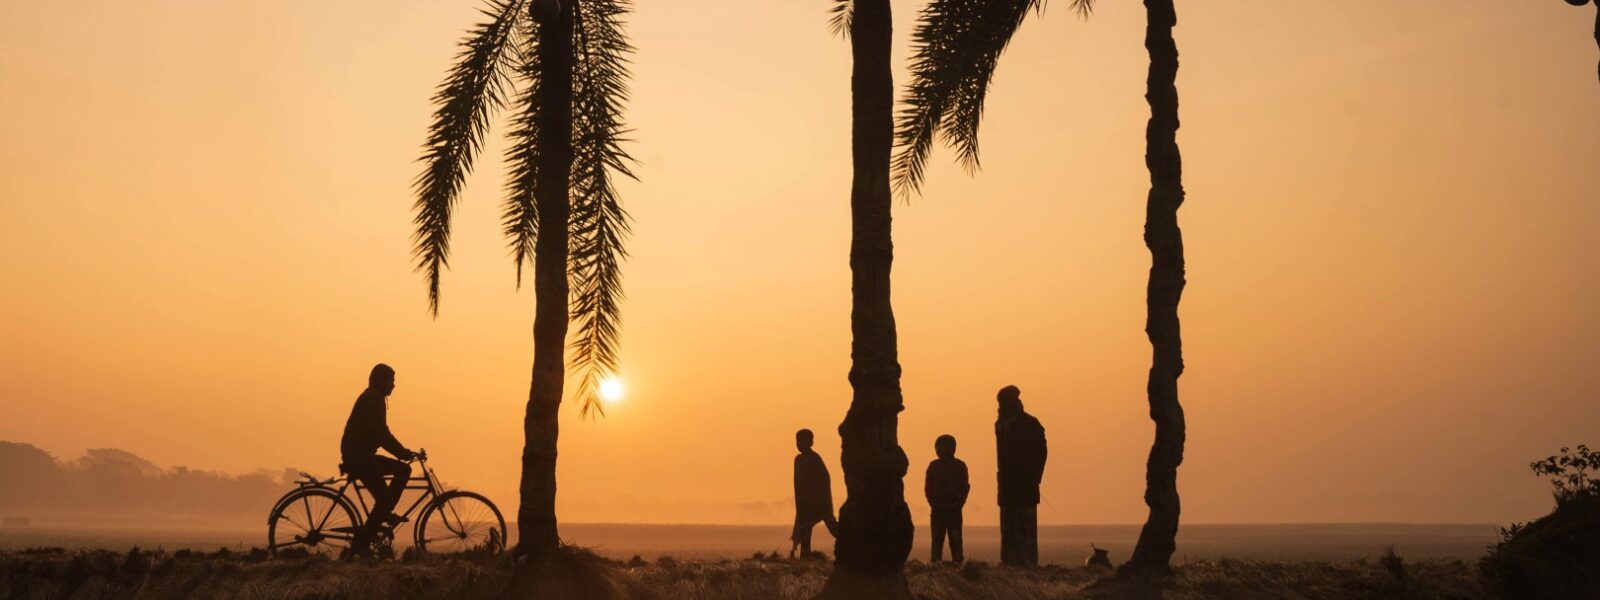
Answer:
0 547 510 600
1 547 1490 599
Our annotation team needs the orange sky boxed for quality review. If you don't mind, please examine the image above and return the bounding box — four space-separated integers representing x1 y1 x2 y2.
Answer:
2 0 1597 526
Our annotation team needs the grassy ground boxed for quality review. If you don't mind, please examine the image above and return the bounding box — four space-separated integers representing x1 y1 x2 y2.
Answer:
1 547 1491 599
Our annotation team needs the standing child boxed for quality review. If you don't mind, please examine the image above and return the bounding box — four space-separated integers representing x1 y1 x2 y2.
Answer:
925 434 970 563
790 428 837 558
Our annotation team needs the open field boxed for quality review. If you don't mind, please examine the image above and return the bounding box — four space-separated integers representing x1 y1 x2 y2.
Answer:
0 522 1498 566
0 546 1490 600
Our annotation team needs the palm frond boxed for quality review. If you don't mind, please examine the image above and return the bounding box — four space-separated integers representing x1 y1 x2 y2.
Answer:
892 0 1076 200
503 15 541 288
828 0 854 39
567 0 638 418
412 0 526 315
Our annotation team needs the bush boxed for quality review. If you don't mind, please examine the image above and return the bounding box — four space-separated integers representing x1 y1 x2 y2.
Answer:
1531 445 1600 506
1380 545 1406 581
1480 445 1600 599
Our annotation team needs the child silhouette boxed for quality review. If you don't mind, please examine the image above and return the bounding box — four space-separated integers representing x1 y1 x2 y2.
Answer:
925 434 970 563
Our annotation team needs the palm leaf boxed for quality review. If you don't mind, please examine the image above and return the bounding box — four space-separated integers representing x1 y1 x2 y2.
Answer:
828 0 854 39
567 0 638 417
412 0 526 314
503 15 541 287
891 0 1093 200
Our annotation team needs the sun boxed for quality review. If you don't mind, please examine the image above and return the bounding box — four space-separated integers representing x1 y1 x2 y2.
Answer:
598 376 625 404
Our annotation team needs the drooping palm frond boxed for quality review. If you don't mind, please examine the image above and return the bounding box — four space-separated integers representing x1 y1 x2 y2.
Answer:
828 0 855 39
503 15 541 288
891 0 1094 200
567 0 638 417
412 0 526 315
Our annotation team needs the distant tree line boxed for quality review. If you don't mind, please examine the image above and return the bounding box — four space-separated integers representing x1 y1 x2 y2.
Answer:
0 441 295 518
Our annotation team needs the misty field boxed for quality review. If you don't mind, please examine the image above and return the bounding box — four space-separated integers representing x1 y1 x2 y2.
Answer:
0 522 1500 565
0 546 1490 600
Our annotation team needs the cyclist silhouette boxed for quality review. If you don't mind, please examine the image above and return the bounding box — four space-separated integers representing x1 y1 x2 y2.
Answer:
341 363 417 556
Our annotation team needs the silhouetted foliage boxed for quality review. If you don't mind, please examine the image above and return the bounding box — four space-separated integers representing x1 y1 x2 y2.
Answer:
1380 545 1407 581
891 0 1092 200
1531 445 1600 506
0 441 295 518
1480 445 1600 599
415 0 638 563
413 0 636 417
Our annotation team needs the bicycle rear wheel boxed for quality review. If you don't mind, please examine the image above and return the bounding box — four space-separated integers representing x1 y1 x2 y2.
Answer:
414 490 506 556
267 487 361 559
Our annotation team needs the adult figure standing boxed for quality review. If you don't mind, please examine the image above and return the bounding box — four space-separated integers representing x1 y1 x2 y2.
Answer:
995 385 1047 567
791 428 839 558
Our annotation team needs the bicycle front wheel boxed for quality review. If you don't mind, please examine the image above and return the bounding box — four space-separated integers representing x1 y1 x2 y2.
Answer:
414 490 507 556
267 487 360 559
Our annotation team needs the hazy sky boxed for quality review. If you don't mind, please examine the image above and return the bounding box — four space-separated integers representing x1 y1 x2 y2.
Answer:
2 0 1597 527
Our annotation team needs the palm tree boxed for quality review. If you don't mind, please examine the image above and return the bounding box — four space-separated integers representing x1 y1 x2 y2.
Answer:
818 1 915 597
1564 0 1600 82
411 0 635 559
893 0 1190 573
1123 0 1187 574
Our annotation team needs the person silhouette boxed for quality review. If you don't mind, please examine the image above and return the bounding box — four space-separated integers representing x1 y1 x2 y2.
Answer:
995 385 1047 567
790 428 838 559
925 434 970 563
340 363 417 556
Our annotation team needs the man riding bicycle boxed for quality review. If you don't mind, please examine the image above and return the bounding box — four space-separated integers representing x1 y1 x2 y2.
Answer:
341 363 417 556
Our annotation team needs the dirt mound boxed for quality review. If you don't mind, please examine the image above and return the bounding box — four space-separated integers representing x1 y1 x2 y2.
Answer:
503 546 656 600
1480 495 1600 599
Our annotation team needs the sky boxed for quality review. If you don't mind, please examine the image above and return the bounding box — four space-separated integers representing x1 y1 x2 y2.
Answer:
1 0 1598 527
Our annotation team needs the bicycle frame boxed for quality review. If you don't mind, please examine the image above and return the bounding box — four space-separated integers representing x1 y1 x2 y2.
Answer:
295 455 449 527
271 452 502 558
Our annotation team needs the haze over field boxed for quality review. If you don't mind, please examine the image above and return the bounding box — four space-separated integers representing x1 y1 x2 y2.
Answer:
0 441 1498 564
2 0 1597 529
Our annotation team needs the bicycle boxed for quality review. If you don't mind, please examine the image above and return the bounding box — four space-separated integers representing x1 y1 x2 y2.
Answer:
266 449 506 559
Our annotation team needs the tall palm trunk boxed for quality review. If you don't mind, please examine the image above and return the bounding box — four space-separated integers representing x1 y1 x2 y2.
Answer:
1126 0 1187 573
820 0 914 597
1593 2 1598 83
518 0 574 559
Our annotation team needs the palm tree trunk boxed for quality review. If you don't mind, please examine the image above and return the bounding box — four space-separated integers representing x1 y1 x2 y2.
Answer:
1125 0 1187 574
1592 3 1598 83
517 0 574 560
819 1 914 597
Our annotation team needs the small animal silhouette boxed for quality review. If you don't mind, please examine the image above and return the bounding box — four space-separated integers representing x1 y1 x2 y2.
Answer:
1085 544 1112 569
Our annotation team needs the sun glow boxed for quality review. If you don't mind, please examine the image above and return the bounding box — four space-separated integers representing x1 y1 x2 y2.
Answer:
599 377 625 404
